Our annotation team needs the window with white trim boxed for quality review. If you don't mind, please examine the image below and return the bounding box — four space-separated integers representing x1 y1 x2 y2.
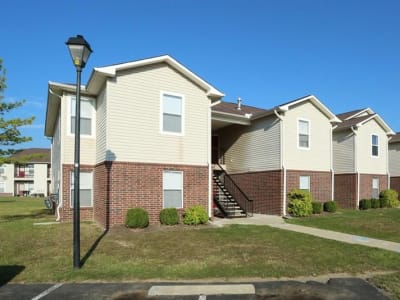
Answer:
0 182 5 193
161 93 183 134
70 97 94 136
163 171 183 208
70 171 93 207
0 166 5 175
372 177 379 199
372 134 379 157
299 176 310 191
298 119 310 149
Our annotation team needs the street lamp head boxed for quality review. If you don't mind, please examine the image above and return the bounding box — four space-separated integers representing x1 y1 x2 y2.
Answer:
66 35 93 70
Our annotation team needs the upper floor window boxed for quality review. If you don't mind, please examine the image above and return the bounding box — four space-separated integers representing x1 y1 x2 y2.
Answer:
0 166 5 175
70 97 94 136
161 93 184 134
298 119 310 149
372 134 379 157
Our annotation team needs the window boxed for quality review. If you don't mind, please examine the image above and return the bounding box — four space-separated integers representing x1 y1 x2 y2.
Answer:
0 166 4 175
299 176 310 190
0 182 5 193
71 97 93 135
372 178 379 199
298 119 310 149
163 171 183 208
372 134 379 157
70 171 93 207
161 93 183 134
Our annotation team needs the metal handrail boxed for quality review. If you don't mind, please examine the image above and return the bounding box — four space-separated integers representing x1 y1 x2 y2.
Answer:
215 163 253 217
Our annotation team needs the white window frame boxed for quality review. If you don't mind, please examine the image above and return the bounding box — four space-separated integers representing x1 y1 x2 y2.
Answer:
70 171 93 208
372 177 379 199
299 175 310 190
0 182 5 193
68 95 95 138
297 118 311 150
160 91 185 136
0 166 5 175
371 134 379 157
163 170 183 209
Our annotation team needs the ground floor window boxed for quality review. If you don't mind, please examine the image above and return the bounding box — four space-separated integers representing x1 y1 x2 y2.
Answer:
0 182 4 193
70 171 93 207
299 175 310 191
372 177 379 199
163 170 183 208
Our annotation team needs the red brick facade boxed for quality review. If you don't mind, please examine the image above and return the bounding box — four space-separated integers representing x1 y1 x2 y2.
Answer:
334 173 389 208
229 170 283 215
286 170 332 203
390 177 400 198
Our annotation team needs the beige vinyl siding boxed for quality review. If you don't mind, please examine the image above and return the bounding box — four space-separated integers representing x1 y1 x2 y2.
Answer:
283 102 331 171
96 87 107 163
105 63 210 165
356 120 388 174
33 164 48 195
61 94 96 165
333 130 355 173
51 111 61 193
2 164 14 194
218 115 281 173
389 142 400 176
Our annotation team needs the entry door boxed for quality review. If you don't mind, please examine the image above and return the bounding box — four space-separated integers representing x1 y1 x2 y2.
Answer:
212 135 219 164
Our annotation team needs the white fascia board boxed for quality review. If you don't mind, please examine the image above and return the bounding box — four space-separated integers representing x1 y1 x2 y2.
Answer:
212 111 251 126
345 107 375 120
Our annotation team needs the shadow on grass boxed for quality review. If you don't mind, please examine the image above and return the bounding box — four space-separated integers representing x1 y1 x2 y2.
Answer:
0 209 53 221
80 229 109 268
0 265 25 287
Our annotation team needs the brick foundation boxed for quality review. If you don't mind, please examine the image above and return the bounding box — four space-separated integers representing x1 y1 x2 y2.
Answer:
228 170 283 215
359 174 388 200
390 177 400 199
93 162 209 227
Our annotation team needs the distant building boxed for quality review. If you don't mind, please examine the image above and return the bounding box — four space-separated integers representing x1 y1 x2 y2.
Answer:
0 148 51 197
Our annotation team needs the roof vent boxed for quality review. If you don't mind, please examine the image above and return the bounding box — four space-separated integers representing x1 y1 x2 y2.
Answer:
237 97 242 110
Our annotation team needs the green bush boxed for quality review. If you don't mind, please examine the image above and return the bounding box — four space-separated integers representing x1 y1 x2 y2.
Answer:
183 205 208 225
288 189 313 217
311 201 323 214
160 208 179 225
379 197 388 208
371 198 380 209
379 189 399 208
323 201 338 213
125 208 149 228
359 199 371 210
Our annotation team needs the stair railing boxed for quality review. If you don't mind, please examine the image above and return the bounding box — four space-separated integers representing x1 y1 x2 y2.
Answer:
215 163 253 217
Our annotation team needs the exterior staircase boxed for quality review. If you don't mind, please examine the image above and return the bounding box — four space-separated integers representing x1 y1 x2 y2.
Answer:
213 166 253 218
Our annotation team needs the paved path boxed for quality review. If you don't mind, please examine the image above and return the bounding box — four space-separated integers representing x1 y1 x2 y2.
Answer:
210 214 400 253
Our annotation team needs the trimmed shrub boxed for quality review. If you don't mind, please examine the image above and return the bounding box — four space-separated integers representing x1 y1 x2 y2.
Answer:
183 205 208 225
359 199 371 210
379 189 399 208
125 208 149 228
323 201 338 213
379 197 388 208
288 189 313 217
371 198 380 209
160 208 179 225
312 201 323 214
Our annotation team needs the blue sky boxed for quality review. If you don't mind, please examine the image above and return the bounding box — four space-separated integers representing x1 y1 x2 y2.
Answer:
1 0 400 149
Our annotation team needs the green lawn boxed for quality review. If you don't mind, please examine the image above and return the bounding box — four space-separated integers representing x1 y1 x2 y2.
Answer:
285 208 400 243
1 197 400 298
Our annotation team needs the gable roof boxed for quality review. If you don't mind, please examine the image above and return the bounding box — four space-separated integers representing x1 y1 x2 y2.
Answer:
389 133 400 143
333 113 394 135
10 148 50 163
336 108 374 121
86 55 224 98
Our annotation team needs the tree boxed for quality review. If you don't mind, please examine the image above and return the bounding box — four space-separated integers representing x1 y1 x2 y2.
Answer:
0 58 35 164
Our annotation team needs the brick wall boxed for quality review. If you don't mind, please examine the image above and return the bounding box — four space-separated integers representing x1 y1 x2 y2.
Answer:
286 170 332 202
60 164 94 222
334 173 357 208
390 176 400 199
359 173 388 200
93 162 209 227
229 170 283 215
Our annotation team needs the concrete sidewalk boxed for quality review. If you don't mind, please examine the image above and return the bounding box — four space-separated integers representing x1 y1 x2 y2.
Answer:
210 214 400 253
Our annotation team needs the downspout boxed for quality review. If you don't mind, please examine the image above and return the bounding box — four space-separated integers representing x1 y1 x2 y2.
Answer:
350 126 360 206
274 109 286 215
331 125 337 201
387 136 392 189
208 101 212 219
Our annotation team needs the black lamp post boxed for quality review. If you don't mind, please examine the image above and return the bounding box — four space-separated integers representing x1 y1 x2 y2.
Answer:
66 34 92 269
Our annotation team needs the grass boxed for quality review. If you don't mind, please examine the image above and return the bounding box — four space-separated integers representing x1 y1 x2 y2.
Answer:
285 208 400 243
1 197 400 298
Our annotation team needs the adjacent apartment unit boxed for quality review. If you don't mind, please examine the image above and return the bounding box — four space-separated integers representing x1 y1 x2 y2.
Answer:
333 108 394 208
389 133 400 193
0 148 51 197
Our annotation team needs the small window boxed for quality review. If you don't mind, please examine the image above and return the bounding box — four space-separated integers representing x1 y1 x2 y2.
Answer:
372 178 379 199
163 171 183 208
0 182 5 193
299 176 310 190
162 93 183 134
70 171 93 207
0 166 5 175
372 134 379 157
298 120 310 149
71 97 93 136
